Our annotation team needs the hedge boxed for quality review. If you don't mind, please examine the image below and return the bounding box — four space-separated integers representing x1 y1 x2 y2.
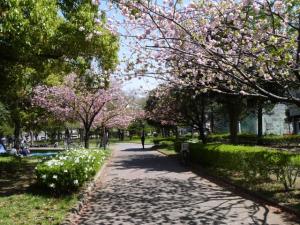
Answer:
153 137 187 145
207 133 300 146
35 148 108 193
176 142 300 191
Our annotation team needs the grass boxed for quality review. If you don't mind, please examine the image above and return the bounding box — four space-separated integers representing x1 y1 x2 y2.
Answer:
0 193 77 225
209 167 300 211
156 144 177 156
158 148 177 155
0 148 109 225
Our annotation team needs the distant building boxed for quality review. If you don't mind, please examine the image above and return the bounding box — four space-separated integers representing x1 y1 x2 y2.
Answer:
241 104 292 135
214 103 294 135
288 104 300 134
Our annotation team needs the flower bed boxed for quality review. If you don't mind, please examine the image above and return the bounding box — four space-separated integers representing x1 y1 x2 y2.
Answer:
35 148 108 193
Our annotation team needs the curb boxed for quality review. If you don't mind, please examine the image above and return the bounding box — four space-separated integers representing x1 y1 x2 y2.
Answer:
156 149 300 220
156 149 178 158
60 150 113 225
190 164 300 220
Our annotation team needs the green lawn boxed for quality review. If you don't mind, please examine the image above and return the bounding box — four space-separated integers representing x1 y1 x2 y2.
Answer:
0 149 108 225
0 193 77 225
0 156 78 225
157 145 177 155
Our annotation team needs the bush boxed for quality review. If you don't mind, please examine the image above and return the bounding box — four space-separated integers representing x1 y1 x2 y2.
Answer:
180 142 300 190
153 137 188 145
35 148 108 193
260 134 300 146
153 137 176 145
207 133 300 146
207 133 229 143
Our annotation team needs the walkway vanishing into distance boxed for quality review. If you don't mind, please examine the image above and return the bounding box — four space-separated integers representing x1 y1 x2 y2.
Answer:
74 143 298 225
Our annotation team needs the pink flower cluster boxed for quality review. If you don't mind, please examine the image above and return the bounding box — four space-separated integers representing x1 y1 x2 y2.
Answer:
112 0 300 105
32 74 138 130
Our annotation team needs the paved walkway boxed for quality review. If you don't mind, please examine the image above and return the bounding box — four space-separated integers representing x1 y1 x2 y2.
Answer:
75 143 298 225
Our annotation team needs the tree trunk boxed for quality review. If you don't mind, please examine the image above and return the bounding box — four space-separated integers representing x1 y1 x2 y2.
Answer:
102 127 109 149
121 130 124 141
65 128 70 147
173 126 179 139
30 131 33 146
210 106 214 134
13 116 21 149
198 126 207 144
229 113 239 144
118 129 122 141
257 104 263 140
84 126 90 149
198 98 207 144
227 101 241 144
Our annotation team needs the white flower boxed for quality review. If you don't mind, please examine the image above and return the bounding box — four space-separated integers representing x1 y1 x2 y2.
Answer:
94 30 102 36
64 170 68 173
94 18 101 24
274 1 283 12
91 0 99 5
53 175 58 179
49 183 55 188
42 175 47 179
79 26 85 32
85 33 93 41
73 180 79 185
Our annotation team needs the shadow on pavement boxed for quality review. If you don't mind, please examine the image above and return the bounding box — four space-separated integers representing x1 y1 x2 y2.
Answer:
77 177 280 225
77 145 297 225
122 147 156 152
112 150 187 173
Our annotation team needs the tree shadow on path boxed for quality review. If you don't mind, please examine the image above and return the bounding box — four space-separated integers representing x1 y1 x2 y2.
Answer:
77 146 298 225
78 177 291 225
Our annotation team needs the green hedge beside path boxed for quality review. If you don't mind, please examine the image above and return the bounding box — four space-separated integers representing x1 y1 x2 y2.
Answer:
36 148 109 193
176 142 300 191
207 133 300 146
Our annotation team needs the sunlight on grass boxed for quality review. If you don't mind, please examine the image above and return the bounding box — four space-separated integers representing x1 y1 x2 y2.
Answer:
0 194 77 225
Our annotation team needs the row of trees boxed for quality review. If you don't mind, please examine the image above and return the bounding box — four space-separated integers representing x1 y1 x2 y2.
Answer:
145 83 274 144
0 0 138 148
107 0 300 142
33 73 137 148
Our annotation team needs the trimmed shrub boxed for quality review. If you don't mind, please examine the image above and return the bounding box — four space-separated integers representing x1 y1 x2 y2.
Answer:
207 133 300 146
260 134 300 146
35 148 108 193
181 142 300 190
207 133 230 143
153 137 188 145
153 137 175 145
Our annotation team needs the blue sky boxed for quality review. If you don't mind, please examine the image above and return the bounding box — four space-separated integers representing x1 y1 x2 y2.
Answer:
102 0 191 96
102 1 161 96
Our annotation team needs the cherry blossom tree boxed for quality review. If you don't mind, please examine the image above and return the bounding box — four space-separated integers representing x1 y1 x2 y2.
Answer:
33 73 122 148
107 0 300 106
94 94 141 146
145 84 217 143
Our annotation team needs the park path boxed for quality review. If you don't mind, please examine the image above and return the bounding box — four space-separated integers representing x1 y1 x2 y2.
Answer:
74 143 298 225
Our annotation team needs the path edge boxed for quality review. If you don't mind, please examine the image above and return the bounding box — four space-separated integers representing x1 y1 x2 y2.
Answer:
156 149 300 220
60 148 114 225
